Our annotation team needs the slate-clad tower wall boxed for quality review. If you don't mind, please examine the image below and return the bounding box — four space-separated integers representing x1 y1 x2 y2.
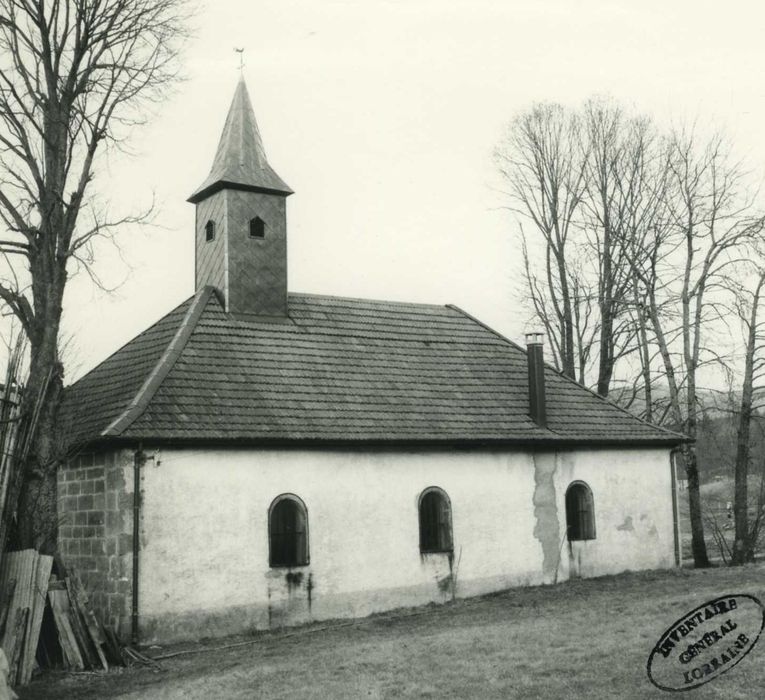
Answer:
194 191 227 297
226 189 287 316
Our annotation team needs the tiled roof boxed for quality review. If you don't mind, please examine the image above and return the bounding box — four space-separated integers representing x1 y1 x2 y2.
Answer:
59 287 685 448
188 77 291 203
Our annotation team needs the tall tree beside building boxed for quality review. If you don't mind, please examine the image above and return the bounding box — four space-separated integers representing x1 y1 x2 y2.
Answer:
0 0 188 553
496 98 664 396
649 131 762 567
579 100 667 398
730 266 765 564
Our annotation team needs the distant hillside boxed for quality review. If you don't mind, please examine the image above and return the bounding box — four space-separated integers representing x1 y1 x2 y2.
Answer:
691 412 765 482
609 382 764 483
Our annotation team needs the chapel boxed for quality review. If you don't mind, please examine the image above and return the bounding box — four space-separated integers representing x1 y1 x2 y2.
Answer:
58 78 685 643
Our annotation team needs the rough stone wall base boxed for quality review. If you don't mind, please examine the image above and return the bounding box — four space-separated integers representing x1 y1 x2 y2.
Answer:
57 449 134 638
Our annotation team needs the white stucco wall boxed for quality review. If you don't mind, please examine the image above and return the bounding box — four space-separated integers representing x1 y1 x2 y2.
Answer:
136 446 676 643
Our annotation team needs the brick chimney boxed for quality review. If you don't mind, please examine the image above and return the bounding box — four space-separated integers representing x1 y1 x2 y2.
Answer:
526 332 547 427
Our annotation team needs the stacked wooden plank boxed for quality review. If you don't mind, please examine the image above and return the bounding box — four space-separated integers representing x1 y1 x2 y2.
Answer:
0 552 115 687
0 550 52 686
47 573 109 674
0 338 24 564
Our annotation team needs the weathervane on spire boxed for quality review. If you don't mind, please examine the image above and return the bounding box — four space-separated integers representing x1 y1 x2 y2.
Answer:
234 47 245 72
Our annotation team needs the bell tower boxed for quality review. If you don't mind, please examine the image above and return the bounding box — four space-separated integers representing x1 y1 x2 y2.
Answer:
188 77 292 317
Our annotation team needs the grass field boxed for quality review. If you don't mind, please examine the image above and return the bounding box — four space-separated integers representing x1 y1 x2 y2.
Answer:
21 563 765 699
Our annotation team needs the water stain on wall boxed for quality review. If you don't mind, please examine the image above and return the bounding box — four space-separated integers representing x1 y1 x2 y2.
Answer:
437 573 453 594
532 453 560 581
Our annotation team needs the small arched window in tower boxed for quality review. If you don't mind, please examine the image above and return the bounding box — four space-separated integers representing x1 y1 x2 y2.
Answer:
565 481 596 541
418 487 453 553
249 216 266 239
269 494 309 567
205 220 215 242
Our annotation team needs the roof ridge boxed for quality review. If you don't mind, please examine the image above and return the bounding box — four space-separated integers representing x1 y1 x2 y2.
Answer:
445 304 688 442
288 291 448 309
445 304 530 352
101 286 215 437
67 293 196 390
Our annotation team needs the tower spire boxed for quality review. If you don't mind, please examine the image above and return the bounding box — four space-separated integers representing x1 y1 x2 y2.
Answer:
188 77 292 204
189 78 291 317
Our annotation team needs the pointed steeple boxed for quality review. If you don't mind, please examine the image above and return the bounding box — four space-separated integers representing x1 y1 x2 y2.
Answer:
190 78 291 317
188 77 292 203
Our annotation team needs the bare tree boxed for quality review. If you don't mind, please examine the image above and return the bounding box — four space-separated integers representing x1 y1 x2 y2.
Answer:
499 100 669 397
579 99 668 397
626 129 765 567
614 129 675 423
0 0 188 553
496 104 588 380
500 97 765 568
731 266 765 564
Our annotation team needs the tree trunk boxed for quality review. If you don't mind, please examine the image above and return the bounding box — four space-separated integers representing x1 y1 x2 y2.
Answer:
646 286 710 568
16 440 60 554
633 278 653 422
731 273 762 565
683 444 711 568
683 378 710 568
596 311 613 396
13 239 68 553
596 205 613 397
556 251 577 380
732 397 752 565
14 331 64 554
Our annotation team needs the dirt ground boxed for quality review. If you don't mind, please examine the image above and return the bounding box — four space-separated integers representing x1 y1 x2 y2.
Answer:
19 563 765 699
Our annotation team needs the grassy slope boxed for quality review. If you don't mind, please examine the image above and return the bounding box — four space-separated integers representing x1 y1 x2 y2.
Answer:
22 563 765 700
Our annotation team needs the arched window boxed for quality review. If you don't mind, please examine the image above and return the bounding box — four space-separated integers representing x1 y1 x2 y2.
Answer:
249 216 265 239
269 494 309 567
205 219 215 242
418 487 453 553
565 482 596 541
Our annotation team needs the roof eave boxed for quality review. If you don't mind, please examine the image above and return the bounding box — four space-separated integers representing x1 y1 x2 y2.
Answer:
187 179 293 204
73 433 691 453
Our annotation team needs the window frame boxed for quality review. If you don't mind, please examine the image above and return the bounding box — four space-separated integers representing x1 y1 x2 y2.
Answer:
249 216 266 239
268 493 310 568
418 486 454 554
565 481 596 541
205 219 216 242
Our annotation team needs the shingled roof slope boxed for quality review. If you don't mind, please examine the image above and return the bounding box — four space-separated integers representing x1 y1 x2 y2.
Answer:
60 288 684 447
60 297 194 446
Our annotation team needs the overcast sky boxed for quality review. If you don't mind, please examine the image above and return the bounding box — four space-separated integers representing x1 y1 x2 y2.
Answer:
61 0 765 382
